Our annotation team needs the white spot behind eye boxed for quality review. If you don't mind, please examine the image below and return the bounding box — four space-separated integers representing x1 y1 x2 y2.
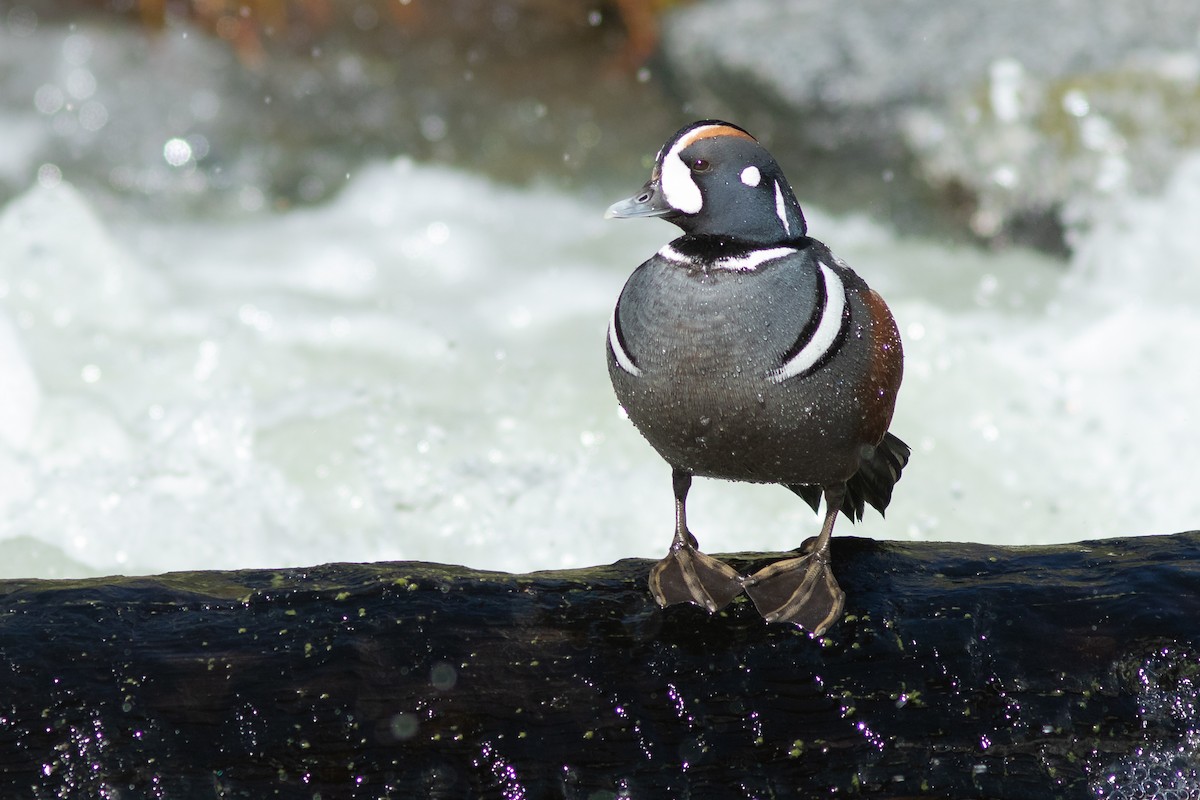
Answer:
740 166 761 187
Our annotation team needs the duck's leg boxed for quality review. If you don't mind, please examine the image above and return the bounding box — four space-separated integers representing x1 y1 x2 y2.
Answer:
744 484 847 634
648 469 744 612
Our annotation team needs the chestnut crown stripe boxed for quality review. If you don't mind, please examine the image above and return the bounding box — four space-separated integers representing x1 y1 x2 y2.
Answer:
673 123 756 150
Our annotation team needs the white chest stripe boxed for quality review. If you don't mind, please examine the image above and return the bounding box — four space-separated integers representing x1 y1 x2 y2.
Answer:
658 244 797 272
608 306 642 377
768 262 846 384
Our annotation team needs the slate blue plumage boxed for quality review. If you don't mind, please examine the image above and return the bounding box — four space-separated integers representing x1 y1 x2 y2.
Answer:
606 120 909 634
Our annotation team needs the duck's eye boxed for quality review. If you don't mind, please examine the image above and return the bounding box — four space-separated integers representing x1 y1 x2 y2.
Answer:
690 158 711 173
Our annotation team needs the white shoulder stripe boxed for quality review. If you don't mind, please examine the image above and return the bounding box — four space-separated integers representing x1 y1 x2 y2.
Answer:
768 262 846 383
608 306 642 377
658 244 796 272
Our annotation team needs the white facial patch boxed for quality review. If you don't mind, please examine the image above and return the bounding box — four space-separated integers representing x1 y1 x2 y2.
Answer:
660 148 702 214
768 262 847 383
658 123 726 215
774 181 791 236
740 165 761 187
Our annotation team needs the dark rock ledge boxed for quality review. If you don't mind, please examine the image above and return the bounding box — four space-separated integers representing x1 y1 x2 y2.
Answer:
2 533 1200 798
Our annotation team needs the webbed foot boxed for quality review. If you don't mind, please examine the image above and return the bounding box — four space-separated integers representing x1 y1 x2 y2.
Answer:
649 544 744 613
744 536 845 634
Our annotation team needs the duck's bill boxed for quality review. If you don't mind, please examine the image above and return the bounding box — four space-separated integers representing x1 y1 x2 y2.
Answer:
605 181 673 219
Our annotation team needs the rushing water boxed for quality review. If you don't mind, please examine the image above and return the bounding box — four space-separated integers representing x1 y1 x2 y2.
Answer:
1 13 1198 580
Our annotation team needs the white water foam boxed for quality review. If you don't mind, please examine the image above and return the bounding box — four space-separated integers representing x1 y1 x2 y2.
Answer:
0 153 1198 579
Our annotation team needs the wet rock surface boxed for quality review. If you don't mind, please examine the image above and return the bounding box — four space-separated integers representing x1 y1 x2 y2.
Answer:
2 532 1199 797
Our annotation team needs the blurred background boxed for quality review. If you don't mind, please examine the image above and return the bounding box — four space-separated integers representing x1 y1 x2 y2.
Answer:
0 0 1198 578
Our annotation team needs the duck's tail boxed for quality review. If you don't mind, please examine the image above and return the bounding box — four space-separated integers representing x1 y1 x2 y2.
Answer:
788 431 911 522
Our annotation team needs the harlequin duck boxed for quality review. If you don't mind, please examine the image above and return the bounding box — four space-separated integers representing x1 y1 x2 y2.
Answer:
605 120 909 635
